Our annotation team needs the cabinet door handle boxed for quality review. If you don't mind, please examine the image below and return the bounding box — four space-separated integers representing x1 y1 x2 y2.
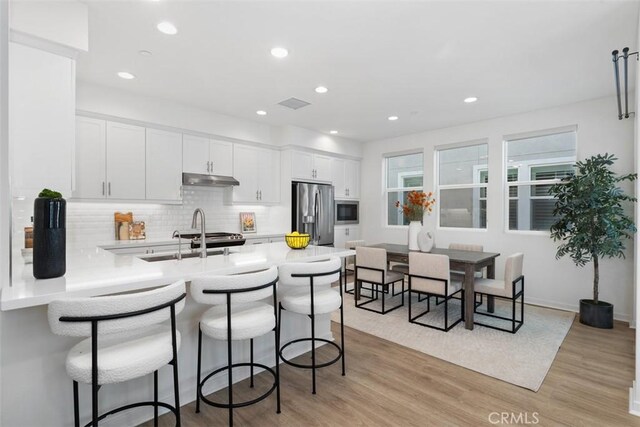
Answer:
259 190 262 200
256 190 259 200
108 182 111 196
102 182 105 196
210 162 213 172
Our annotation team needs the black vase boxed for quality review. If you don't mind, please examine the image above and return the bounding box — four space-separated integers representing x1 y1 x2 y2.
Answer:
33 197 66 279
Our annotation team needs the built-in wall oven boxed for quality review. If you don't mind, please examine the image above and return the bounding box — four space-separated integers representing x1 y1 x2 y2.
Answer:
335 200 359 225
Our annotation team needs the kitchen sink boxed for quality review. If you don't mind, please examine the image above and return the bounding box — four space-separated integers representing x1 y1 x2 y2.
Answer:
140 249 225 262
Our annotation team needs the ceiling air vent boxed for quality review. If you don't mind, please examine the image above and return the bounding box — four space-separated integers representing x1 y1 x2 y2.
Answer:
278 97 311 110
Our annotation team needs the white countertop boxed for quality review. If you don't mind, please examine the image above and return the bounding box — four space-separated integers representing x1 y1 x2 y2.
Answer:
97 231 287 249
2 242 353 311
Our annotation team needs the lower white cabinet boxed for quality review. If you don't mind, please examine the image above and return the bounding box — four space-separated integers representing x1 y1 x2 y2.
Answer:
333 225 360 249
146 129 182 201
233 145 280 203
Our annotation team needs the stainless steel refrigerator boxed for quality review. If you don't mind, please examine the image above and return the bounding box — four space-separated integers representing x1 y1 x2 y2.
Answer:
292 182 334 246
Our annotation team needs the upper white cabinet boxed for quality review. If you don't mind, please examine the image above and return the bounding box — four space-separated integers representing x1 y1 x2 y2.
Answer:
331 158 360 199
183 135 233 177
291 151 332 181
74 119 146 200
73 117 106 199
9 43 74 197
106 122 146 200
146 129 182 201
233 145 280 203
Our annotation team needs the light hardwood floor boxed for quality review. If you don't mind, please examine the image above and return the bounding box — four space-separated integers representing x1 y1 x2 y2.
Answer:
143 317 639 426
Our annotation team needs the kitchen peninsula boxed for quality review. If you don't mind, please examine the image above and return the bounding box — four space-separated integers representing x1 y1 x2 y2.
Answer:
0 242 354 427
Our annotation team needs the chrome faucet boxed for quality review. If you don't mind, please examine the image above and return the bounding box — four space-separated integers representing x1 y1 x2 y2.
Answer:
191 208 207 258
172 230 182 261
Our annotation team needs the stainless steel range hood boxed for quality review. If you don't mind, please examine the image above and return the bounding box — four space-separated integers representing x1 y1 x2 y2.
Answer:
182 173 240 187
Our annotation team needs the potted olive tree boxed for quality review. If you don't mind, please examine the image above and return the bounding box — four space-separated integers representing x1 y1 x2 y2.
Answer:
549 154 636 329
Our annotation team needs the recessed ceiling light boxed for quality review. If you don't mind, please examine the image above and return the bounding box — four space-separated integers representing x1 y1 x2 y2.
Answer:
139 50 153 57
117 71 135 80
256 110 267 116
270 47 289 58
330 130 338 134
157 21 178 35
315 86 328 94
464 97 478 103
388 116 399 121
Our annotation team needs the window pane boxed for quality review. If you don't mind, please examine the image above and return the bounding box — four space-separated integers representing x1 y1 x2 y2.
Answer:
386 153 423 189
531 199 556 231
508 184 560 231
439 188 486 228
387 191 413 226
507 131 576 164
439 144 488 186
509 199 518 230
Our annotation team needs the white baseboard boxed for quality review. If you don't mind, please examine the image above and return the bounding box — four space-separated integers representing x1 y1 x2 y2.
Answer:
630 382 640 416
525 296 631 324
106 332 335 426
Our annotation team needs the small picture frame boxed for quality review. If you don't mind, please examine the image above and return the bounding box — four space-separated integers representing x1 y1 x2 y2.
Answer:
240 212 257 233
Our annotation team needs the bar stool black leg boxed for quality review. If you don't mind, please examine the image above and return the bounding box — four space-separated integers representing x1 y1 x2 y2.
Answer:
91 322 99 427
250 339 254 388
170 305 181 427
73 381 79 427
196 326 202 414
226 298 234 427
153 370 159 427
310 300 317 394
274 326 281 414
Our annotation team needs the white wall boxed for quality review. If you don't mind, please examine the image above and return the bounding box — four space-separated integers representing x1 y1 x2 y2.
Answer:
279 124 363 158
0 0 9 420
361 96 635 321
9 0 88 52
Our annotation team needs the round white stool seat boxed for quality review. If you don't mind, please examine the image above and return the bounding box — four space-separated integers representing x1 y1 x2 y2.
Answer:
66 325 181 385
200 301 275 341
281 289 341 315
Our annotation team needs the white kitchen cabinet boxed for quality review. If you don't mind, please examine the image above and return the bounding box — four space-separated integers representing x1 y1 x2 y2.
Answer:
233 145 280 203
333 225 360 249
106 122 146 200
332 158 360 199
345 160 360 199
146 129 182 201
9 42 74 197
73 117 106 199
291 151 332 182
183 135 233 177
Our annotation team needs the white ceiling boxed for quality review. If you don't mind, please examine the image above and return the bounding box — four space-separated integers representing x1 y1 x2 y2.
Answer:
77 0 640 142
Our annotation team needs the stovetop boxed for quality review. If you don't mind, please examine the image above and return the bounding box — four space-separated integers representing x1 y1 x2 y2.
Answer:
186 232 246 249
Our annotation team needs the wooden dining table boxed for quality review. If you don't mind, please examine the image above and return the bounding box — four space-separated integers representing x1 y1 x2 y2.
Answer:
356 243 500 330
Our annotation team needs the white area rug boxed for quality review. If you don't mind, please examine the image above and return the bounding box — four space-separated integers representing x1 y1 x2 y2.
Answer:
332 286 575 392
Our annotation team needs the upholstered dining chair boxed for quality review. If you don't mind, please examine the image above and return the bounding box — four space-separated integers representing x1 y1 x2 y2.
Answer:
344 240 366 294
355 247 405 314
408 252 464 331
473 253 525 333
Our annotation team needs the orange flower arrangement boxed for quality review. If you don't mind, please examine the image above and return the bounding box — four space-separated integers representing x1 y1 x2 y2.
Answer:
395 191 436 222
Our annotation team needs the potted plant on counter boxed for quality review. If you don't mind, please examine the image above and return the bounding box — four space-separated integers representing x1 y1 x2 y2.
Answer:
33 188 66 279
549 153 636 329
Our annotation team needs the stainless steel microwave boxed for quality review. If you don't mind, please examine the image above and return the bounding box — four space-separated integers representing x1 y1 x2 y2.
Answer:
335 200 359 225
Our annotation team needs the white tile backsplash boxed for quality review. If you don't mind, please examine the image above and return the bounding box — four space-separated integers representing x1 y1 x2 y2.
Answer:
12 187 288 250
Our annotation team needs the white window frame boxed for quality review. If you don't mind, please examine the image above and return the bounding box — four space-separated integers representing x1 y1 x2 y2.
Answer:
384 152 424 228
503 128 577 234
435 142 488 231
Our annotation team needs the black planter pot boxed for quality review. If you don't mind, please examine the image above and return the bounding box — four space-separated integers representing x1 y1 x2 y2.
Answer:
579 299 613 329
33 197 66 279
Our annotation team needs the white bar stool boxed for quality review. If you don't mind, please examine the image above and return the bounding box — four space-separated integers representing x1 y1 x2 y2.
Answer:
47 280 186 427
190 267 280 426
277 257 345 395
